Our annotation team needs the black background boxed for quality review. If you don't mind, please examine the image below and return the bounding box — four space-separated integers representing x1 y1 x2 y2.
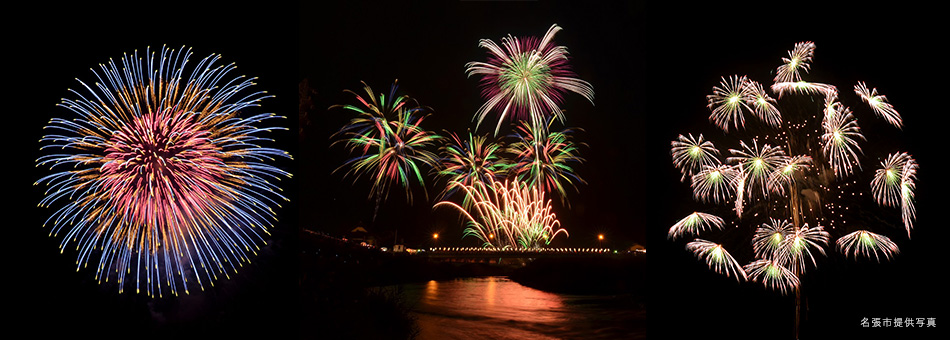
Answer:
15 2 299 339
13 1 943 339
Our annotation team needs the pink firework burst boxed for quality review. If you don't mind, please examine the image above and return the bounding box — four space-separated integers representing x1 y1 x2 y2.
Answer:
465 24 594 135
36 46 291 297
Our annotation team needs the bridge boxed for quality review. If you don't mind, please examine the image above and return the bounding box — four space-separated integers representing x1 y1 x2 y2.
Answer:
419 247 645 263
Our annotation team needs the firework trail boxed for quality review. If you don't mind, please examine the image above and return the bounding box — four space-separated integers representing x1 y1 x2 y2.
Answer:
35 45 292 297
434 178 568 249
465 23 594 135
330 81 441 216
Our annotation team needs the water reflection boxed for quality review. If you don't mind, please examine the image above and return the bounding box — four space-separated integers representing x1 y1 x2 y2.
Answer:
400 277 644 340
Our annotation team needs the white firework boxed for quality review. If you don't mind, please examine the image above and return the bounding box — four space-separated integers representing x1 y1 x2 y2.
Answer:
745 79 782 128
672 133 721 182
744 259 800 295
773 224 829 275
669 212 725 240
727 140 788 200
855 81 902 129
836 230 900 262
752 218 795 259
707 75 754 132
821 101 864 178
690 164 740 204
774 41 816 83
687 239 747 282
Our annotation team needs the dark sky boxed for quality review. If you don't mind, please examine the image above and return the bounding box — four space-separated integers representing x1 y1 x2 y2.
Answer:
13 1 944 339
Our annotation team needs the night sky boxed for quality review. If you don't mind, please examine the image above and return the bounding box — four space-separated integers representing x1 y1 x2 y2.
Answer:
299 1 647 250
13 2 945 339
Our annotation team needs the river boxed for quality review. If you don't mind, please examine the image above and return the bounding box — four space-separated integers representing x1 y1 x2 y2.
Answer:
393 276 646 340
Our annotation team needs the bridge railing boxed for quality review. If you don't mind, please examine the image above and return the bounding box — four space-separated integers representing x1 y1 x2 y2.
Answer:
421 247 644 258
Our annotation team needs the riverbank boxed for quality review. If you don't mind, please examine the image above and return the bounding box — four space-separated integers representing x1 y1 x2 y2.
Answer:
299 231 646 339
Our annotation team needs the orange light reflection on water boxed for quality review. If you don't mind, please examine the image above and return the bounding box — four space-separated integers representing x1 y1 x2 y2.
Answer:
419 277 566 325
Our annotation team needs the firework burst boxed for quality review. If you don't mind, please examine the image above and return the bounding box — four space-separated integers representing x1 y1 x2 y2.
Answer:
707 75 754 132
671 133 721 182
506 118 585 204
773 224 829 275
836 230 900 262
746 80 782 128
743 259 800 295
465 23 594 135
752 218 795 259
820 97 865 178
871 153 917 237
668 212 725 240
773 41 815 83
727 140 788 201
870 152 918 237
771 81 837 99
436 131 509 206
766 155 812 194
686 239 747 282
330 81 441 212
871 152 914 208
855 82 902 129
707 76 787 133
690 164 740 204
35 45 292 297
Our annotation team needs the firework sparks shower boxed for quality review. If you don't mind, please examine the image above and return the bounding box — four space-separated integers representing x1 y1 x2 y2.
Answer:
435 178 568 249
